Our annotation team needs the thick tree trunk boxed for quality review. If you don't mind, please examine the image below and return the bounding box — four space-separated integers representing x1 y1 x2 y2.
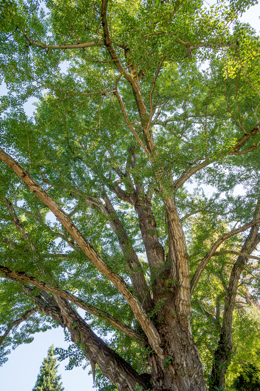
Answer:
146 297 207 391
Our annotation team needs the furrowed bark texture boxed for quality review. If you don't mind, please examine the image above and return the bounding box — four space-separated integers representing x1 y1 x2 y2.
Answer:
147 316 207 391
131 189 165 271
53 295 149 391
165 198 191 321
210 209 260 390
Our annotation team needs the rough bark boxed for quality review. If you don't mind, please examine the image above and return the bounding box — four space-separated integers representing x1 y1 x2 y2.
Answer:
132 189 165 271
20 286 150 390
53 295 150 391
146 312 206 391
164 197 191 322
53 294 207 391
21 281 207 391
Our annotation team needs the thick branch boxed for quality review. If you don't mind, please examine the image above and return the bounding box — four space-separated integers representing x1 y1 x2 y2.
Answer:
101 194 153 312
0 266 144 343
230 125 260 153
21 286 64 324
0 147 162 356
164 197 190 317
131 190 165 271
54 295 149 391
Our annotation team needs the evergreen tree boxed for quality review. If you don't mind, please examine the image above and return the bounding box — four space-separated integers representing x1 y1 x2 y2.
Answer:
32 345 64 391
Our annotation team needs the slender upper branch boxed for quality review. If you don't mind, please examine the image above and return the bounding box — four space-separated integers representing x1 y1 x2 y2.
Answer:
114 91 151 159
146 55 167 137
1 196 36 250
191 217 260 294
173 125 260 191
213 250 260 262
101 0 154 152
0 308 37 347
22 30 105 49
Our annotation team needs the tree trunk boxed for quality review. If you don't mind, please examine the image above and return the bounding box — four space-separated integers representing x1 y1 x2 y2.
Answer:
145 295 206 391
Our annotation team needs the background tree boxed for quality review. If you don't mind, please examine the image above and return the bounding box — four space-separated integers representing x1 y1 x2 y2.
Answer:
0 1 260 391
33 345 64 391
231 362 260 391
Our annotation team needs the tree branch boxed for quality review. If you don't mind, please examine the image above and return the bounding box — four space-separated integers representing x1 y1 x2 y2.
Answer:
146 55 167 136
213 250 260 262
114 90 151 159
21 30 105 50
173 125 260 190
53 295 149 390
0 147 163 356
0 308 37 347
210 206 260 388
1 196 36 250
100 193 153 312
191 217 260 294
101 0 154 152
1 266 146 343
229 125 260 153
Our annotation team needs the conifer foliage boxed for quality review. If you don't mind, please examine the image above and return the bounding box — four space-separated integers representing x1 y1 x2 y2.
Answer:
32 345 64 391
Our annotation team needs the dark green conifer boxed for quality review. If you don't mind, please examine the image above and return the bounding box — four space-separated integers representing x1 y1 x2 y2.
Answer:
32 345 64 391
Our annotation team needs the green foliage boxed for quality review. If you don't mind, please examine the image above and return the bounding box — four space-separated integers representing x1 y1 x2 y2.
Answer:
163 356 174 368
231 363 260 390
32 345 64 391
0 0 260 389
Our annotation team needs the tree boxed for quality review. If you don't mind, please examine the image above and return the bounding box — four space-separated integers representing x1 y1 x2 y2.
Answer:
231 363 260 391
33 345 64 391
0 0 260 390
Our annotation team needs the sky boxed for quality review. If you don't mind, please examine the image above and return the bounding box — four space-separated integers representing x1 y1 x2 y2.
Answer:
0 2 260 391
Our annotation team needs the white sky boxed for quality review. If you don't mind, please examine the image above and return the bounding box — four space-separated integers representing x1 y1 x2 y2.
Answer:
0 2 260 391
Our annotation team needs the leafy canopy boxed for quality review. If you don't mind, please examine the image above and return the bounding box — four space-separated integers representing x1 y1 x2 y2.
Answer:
0 0 260 389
